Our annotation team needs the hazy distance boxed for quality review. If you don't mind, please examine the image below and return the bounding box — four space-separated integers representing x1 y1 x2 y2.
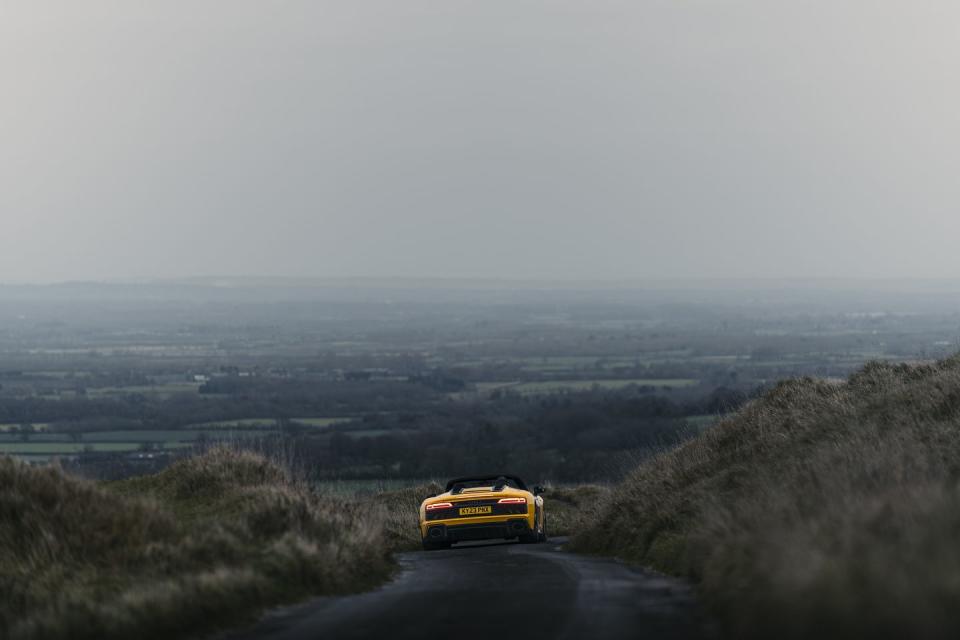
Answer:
3 1 959 284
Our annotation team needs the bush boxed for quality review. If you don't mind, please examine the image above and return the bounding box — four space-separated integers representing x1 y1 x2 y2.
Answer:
573 356 960 638
369 482 443 551
0 447 392 640
541 484 608 537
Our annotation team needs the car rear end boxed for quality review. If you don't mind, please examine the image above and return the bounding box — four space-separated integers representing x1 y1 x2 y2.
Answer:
421 493 534 546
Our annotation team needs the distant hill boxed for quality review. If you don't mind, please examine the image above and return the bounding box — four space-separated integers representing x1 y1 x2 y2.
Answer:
6 277 960 312
574 356 960 639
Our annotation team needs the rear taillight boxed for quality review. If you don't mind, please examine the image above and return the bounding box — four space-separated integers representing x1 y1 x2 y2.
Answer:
497 497 527 504
425 502 454 511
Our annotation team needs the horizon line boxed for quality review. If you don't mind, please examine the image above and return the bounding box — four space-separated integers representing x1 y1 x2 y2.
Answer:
5 275 960 290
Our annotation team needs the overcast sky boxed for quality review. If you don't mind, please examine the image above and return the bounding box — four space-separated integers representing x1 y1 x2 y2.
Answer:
2 1 958 283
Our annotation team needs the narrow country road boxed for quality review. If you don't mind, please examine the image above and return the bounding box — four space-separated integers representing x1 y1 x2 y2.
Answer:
223 538 713 640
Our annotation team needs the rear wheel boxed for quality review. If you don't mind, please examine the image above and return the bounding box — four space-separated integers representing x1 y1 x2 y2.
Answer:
538 512 548 543
520 511 543 544
422 540 451 551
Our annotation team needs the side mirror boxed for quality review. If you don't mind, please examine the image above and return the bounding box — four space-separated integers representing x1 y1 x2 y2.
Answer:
533 485 546 496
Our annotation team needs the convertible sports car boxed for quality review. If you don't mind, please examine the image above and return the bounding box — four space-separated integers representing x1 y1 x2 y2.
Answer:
419 474 546 550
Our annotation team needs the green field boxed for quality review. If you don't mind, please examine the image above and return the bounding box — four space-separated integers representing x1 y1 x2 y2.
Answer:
187 417 351 429
81 430 270 442
292 417 352 427
0 423 51 432
335 428 418 439
0 442 192 454
0 429 274 444
514 356 643 373
477 379 699 395
187 418 282 429
32 370 93 379
87 383 202 398
0 427 276 458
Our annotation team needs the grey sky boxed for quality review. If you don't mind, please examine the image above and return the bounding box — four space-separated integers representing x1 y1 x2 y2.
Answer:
2 1 958 283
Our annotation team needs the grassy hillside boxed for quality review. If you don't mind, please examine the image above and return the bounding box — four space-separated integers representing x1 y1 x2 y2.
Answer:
573 357 960 638
541 485 608 537
0 447 392 640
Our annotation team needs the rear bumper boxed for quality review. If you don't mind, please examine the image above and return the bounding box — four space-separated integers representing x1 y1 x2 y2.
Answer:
424 519 532 543
420 506 535 538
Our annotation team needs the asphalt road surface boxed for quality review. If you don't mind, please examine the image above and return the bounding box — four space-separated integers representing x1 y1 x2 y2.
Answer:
224 538 713 640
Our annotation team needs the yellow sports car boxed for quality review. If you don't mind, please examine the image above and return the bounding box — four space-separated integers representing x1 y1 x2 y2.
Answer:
419 475 546 550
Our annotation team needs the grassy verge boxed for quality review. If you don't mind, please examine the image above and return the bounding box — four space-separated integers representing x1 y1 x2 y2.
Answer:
367 482 442 551
572 356 960 638
543 485 609 537
0 447 393 640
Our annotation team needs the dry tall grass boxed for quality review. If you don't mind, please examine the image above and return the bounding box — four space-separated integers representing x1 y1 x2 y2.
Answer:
542 484 609 537
573 357 960 638
0 447 392 640
367 482 443 551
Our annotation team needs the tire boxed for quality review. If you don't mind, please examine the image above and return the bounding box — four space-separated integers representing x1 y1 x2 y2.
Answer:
538 513 548 543
422 540 451 551
519 511 542 544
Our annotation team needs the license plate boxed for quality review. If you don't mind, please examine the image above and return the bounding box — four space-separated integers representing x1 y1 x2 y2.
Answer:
459 506 492 516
